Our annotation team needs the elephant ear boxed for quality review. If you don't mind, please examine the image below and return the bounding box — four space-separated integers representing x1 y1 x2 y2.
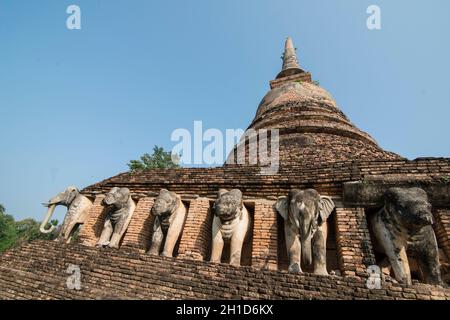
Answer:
67 186 79 194
168 191 180 209
213 189 227 216
109 187 120 194
159 188 170 195
119 188 131 202
159 189 175 202
318 196 335 223
228 189 243 210
275 196 289 220
217 189 228 197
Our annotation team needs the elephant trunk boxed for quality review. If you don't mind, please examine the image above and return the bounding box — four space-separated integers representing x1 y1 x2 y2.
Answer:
40 204 57 234
301 237 312 266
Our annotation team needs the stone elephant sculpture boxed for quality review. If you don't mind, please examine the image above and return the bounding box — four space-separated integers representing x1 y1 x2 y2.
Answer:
210 189 251 266
40 186 92 243
276 189 335 275
148 189 187 257
369 187 442 285
96 187 136 249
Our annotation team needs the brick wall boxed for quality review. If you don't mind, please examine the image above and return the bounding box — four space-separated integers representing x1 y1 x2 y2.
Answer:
121 197 155 252
1 241 448 300
434 209 450 259
78 195 106 246
335 207 376 277
251 201 278 270
177 198 212 261
81 159 450 202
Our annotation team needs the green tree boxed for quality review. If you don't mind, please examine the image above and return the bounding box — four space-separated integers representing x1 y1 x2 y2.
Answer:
128 145 180 172
15 218 58 243
0 205 18 252
0 204 59 253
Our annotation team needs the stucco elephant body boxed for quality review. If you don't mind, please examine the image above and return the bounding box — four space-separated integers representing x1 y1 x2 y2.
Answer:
370 187 442 285
148 189 187 257
210 189 251 266
40 186 92 243
96 187 135 249
276 189 335 275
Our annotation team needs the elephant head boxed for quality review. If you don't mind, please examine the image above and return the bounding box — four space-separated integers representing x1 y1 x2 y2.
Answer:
384 187 433 231
151 189 179 218
213 189 243 222
276 189 335 266
40 186 79 233
102 187 130 210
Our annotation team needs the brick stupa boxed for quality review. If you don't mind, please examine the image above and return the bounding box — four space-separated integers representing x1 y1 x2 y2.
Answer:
1 38 449 300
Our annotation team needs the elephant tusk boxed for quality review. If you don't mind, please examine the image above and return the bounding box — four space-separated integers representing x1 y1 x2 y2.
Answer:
40 204 57 233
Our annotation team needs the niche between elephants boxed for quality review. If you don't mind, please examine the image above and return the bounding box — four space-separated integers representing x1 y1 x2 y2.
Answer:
276 211 339 273
365 207 449 285
206 200 254 267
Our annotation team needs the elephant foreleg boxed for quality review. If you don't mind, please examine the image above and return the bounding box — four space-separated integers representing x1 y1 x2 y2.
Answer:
97 218 113 247
161 211 185 257
148 218 164 255
414 226 442 285
312 222 328 275
389 246 411 285
108 214 129 249
60 221 77 243
65 223 81 244
210 220 224 263
108 228 121 248
372 215 411 285
229 234 245 266
285 221 301 273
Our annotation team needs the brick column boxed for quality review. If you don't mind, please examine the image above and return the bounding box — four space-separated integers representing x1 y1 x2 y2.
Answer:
335 207 375 277
251 200 278 270
78 195 106 247
434 209 450 259
177 198 212 261
121 197 155 252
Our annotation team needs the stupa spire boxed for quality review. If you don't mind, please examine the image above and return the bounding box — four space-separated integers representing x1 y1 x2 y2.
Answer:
276 37 304 79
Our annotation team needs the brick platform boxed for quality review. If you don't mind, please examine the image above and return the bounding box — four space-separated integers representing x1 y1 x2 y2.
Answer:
1 241 448 300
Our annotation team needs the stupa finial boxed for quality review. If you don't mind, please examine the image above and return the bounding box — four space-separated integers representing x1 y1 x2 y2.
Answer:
276 37 303 79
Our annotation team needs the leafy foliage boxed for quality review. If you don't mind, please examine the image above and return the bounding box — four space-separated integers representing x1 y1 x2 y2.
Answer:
0 207 17 253
128 145 180 172
0 204 58 253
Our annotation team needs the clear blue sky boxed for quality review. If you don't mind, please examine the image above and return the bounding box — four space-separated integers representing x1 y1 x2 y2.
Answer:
1 0 449 221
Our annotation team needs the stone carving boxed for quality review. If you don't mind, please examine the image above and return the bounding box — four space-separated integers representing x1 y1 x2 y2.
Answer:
148 189 187 257
369 187 442 285
40 186 92 242
96 187 135 249
210 189 251 266
276 189 335 275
